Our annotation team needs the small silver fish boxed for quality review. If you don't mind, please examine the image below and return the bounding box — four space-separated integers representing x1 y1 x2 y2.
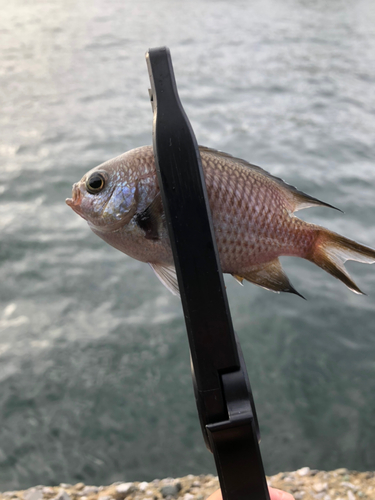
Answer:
66 146 375 297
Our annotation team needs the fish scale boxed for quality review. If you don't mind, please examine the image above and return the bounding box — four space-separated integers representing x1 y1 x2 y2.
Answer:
66 145 375 298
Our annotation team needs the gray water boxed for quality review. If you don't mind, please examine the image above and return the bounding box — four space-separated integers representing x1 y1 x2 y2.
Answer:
1 0 375 491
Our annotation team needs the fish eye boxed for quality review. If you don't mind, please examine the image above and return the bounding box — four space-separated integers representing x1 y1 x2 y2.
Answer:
86 173 106 194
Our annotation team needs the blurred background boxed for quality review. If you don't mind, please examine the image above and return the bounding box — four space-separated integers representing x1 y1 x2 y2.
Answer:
1 0 375 491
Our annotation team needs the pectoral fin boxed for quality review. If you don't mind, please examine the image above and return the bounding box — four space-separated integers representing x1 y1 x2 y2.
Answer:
232 274 244 286
235 259 305 299
149 263 180 296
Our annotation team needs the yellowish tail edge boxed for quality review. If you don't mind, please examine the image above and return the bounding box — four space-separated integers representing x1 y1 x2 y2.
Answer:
310 229 375 294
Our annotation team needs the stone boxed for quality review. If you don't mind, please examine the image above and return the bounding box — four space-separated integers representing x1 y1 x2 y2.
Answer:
341 482 357 491
115 483 136 497
42 488 55 495
205 481 217 489
82 487 99 495
160 484 181 498
313 483 328 493
74 484 85 491
297 467 310 477
294 492 305 499
59 486 72 490
53 490 71 500
335 469 349 475
24 489 43 500
138 483 149 492
347 492 355 500
183 494 194 500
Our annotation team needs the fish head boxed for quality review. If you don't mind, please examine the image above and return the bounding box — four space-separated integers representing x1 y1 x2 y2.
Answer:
66 158 138 232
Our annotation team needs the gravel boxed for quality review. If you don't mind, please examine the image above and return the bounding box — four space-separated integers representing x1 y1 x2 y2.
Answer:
1 469 374 500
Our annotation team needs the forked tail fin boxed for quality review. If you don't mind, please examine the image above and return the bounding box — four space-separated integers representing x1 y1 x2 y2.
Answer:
309 229 375 294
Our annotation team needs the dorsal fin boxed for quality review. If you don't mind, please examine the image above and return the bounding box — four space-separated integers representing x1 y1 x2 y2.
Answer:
233 258 305 299
199 146 340 214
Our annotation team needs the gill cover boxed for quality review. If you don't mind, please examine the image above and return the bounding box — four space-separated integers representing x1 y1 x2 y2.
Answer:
101 182 137 222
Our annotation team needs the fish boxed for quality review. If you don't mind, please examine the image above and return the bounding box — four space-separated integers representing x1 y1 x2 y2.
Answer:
66 145 375 298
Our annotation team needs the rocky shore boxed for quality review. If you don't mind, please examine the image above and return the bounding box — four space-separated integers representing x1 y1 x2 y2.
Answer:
1 468 374 500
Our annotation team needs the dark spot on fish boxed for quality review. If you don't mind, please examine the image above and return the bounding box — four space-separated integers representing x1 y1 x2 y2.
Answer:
134 193 164 240
135 210 159 240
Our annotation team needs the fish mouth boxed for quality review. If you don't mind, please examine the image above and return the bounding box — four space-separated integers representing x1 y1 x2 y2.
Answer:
66 183 87 219
66 183 81 206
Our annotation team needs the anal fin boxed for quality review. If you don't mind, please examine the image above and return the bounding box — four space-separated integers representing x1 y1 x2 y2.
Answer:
237 259 305 299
